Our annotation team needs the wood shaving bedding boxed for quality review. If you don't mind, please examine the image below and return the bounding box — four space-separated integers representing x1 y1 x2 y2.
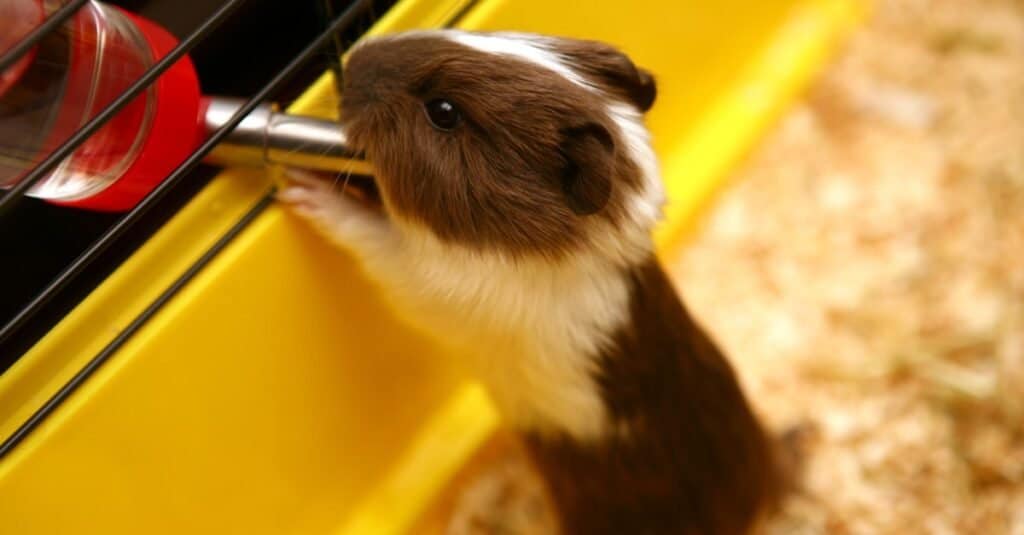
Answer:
673 0 1024 532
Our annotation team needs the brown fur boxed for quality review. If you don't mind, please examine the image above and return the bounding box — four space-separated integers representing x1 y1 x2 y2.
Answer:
340 34 644 259
525 258 785 535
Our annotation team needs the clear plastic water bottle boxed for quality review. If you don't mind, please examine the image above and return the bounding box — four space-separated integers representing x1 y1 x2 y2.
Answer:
0 0 203 211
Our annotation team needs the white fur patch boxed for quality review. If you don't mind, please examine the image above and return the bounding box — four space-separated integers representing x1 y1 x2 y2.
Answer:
365 224 630 442
606 102 664 233
445 31 594 90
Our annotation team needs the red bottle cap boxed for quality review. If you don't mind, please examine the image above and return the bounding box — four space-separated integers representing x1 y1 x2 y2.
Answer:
53 7 204 211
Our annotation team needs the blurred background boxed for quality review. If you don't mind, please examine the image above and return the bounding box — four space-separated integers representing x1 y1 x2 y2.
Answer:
672 0 1024 532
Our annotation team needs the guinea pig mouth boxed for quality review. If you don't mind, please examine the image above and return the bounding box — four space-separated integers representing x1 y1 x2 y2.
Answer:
337 173 382 210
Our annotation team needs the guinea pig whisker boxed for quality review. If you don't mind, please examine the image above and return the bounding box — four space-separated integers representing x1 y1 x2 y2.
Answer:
339 169 354 194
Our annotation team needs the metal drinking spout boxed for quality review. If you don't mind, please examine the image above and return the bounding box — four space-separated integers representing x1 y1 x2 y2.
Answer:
201 97 373 176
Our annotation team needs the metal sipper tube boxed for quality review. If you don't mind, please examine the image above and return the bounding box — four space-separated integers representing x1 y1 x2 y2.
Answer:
202 97 373 176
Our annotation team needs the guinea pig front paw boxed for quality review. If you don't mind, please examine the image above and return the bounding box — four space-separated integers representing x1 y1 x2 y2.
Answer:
277 168 346 213
278 178 335 221
278 168 391 249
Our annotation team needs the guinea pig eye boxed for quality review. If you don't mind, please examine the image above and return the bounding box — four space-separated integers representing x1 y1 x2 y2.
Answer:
424 98 461 130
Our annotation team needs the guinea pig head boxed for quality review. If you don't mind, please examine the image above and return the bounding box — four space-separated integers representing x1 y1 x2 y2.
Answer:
340 31 661 259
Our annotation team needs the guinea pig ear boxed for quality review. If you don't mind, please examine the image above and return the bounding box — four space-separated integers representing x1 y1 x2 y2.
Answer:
562 43 657 112
599 58 656 112
628 67 657 112
558 123 615 216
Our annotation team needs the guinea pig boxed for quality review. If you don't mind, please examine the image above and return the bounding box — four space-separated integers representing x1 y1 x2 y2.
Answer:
278 30 788 535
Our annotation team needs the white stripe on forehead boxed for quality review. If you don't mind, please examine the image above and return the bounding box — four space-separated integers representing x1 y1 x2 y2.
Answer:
443 31 593 90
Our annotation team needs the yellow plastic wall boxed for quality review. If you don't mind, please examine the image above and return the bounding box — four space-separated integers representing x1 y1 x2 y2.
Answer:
0 0 864 533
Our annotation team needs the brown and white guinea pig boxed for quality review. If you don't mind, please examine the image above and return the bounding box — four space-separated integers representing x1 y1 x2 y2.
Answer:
279 30 788 535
